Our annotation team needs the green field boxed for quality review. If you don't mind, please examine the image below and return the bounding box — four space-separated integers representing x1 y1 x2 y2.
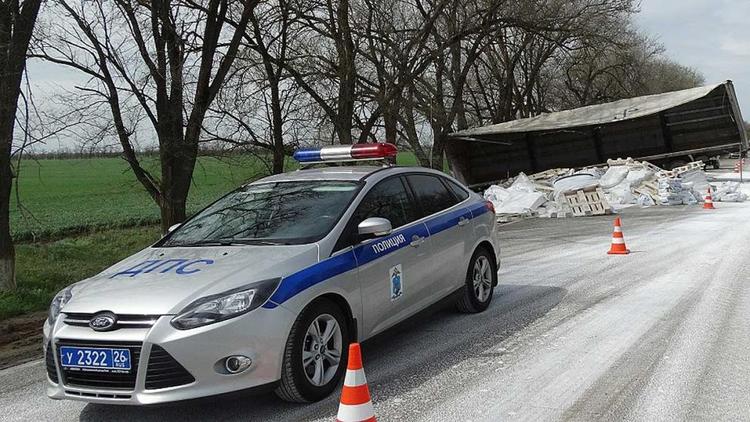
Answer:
2 226 162 319
9 155 284 241
1 152 423 319
10 152 422 241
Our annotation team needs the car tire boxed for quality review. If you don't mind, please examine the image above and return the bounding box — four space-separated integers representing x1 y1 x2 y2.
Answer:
456 248 497 313
275 298 350 403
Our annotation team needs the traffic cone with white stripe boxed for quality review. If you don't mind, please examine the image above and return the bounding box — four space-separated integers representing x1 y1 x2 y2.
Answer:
607 217 630 255
336 343 376 422
703 187 716 209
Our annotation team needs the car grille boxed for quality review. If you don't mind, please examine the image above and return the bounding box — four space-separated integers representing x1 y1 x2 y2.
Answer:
145 345 195 390
65 390 131 400
63 313 159 330
45 342 59 383
56 340 142 390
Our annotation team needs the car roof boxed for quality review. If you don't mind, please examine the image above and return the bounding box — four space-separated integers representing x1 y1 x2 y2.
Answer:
248 165 452 185
251 166 386 184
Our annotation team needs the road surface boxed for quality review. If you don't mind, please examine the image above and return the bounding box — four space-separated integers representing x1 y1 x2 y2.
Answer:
2 202 749 421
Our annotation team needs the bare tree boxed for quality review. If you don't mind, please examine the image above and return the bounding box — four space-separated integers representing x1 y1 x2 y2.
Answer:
30 0 704 203
0 0 42 290
262 0 360 145
205 0 303 174
35 0 258 231
353 0 450 165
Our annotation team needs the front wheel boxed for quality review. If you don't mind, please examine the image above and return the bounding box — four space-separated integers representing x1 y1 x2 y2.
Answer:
456 248 497 313
275 298 350 402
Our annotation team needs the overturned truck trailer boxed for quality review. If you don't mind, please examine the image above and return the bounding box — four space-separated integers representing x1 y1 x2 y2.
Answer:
447 81 747 188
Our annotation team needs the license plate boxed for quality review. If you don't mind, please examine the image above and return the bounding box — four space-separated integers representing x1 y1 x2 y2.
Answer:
59 346 132 371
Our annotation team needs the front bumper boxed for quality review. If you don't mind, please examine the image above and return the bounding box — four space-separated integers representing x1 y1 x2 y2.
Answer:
44 306 296 405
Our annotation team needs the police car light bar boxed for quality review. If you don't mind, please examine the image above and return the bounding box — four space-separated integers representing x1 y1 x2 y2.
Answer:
293 143 398 164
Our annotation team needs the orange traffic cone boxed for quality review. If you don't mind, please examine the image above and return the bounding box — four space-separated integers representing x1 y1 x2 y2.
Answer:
703 187 715 210
734 159 745 173
336 343 376 422
607 217 630 255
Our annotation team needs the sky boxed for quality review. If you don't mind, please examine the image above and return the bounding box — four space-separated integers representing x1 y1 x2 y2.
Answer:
635 0 750 118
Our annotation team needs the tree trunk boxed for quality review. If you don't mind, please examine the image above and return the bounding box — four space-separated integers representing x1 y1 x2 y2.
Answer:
0 131 15 291
0 0 43 291
158 134 195 232
334 0 356 144
159 160 191 233
431 142 445 170
269 76 286 174
382 100 398 144
431 129 446 170
0 87 17 290
399 95 431 167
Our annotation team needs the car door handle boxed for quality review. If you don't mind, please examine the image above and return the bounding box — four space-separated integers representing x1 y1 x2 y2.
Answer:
410 235 425 247
458 217 469 227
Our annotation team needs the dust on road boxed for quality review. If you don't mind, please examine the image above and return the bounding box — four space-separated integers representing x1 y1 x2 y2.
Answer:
1 203 749 421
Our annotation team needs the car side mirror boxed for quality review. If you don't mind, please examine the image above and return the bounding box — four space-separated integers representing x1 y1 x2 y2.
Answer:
357 217 392 239
167 224 181 233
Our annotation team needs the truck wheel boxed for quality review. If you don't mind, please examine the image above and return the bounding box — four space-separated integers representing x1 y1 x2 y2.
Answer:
695 155 710 169
456 248 497 313
275 298 350 403
669 160 688 170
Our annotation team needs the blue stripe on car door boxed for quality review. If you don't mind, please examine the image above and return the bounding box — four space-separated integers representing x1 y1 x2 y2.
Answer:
263 202 482 308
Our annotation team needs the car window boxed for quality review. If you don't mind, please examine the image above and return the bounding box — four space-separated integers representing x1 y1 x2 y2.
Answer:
352 177 417 229
444 178 470 201
334 177 417 251
161 181 361 246
407 174 459 217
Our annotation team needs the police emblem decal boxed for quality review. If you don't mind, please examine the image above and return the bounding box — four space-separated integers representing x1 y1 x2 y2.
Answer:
390 264 403 301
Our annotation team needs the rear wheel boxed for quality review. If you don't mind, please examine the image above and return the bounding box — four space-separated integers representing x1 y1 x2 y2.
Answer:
669 159 688 170
275 298 350 402
456 248 497 313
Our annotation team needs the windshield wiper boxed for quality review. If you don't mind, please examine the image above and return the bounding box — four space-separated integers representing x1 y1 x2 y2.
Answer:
170 239 247 247
245 240 290 245
168 238 290 247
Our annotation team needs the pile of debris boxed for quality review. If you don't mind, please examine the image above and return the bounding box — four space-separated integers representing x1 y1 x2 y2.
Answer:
483 158 746 221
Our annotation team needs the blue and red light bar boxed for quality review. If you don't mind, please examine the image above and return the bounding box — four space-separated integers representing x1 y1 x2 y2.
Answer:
293 143 398 163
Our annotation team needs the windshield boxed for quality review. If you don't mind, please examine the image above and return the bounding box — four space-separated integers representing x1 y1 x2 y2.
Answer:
161 181 361 247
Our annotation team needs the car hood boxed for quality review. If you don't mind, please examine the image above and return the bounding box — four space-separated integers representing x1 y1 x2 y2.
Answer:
62 244 320 315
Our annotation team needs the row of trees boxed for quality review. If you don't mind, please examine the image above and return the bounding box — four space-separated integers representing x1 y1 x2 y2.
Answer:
1 0 703 290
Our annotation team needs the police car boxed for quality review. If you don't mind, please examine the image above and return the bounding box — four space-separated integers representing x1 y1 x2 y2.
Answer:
44 143 500 405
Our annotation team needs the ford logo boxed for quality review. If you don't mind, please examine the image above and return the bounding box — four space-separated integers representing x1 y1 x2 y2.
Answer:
89 312 117 332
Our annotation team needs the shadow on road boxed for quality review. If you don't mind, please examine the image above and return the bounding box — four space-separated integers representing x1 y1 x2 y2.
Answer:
79 283 566 422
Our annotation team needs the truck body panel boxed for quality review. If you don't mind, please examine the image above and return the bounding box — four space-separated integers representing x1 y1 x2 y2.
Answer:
447 81 747 188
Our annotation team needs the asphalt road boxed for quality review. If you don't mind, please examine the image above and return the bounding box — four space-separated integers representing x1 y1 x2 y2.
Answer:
2 202 749 421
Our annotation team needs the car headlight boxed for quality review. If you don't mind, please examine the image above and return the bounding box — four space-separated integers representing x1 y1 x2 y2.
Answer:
171 278 281 330
48 287 73 325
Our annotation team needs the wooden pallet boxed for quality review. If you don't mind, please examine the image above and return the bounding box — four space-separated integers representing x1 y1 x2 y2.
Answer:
657 160 704 178
606 157 636 166
640 160 664 174
633 178 659 198
529 168 570 181
562 187 612 216
607 158 664 177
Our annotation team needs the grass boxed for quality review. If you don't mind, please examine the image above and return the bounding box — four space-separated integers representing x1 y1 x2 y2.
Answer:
1 225 162 320
10 152 423 241
2 151 425 320
9 155 284 241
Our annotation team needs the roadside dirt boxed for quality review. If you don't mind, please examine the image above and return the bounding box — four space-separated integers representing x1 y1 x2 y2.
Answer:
0 312 46 369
